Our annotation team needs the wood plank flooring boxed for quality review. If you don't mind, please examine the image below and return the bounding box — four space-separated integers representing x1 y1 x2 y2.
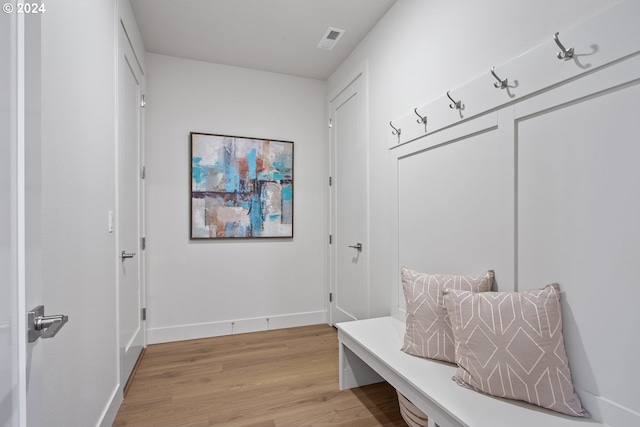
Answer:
113 324 408 427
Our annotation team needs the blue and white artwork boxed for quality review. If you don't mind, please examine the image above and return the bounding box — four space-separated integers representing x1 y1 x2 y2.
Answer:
190 133 293 239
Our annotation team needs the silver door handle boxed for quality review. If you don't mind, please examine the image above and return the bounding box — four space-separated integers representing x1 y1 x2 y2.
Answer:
28 305 69 342
121 250 136 261
348 243 363 251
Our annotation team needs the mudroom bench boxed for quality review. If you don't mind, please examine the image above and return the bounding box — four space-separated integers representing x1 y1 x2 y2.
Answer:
337 316 604 427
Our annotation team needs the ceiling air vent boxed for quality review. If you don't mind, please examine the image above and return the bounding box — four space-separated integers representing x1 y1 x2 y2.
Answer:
317 27 345 50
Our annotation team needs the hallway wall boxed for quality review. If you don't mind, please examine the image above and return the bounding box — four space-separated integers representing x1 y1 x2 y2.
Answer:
35 1 627 425
144 53 328 343
326 0 625 319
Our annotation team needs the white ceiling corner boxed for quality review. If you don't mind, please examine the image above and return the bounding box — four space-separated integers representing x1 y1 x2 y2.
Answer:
130 0 397 80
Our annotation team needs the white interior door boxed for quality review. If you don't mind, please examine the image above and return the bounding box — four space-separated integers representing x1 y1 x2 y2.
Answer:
329 73 368 324
118 23 144 390
2 9 45 426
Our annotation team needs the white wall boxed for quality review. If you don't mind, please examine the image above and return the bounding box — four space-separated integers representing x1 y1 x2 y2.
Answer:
41 0 119 425
33 2 627 424
144 53 327 343
327 0 625 317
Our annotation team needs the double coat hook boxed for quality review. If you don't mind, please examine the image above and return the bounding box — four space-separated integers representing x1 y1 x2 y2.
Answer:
553 32 574 61
490 66 508 89
414 108 427 133
389 121 401 137
447 91 463 110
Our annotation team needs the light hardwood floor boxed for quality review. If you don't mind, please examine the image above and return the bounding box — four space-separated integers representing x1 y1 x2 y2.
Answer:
113 324 408 427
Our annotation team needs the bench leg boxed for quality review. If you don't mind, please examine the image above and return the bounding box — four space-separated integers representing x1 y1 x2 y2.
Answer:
338 342 384 390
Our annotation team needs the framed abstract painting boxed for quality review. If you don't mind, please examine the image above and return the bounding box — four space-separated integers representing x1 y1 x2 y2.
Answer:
190 132 294 239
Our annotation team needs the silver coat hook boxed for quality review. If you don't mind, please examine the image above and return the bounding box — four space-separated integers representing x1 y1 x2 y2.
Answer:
553 32 574 61
490 66 508 89
413 108 427 125
447 91 462 110
390 121 401 136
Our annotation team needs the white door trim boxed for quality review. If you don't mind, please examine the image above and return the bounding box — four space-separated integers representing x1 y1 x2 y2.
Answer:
328 63 371 325
116 18 145 392
16 10 29 426
10 7 44 426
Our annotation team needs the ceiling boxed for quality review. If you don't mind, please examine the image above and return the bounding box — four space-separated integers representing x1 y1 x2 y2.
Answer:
130 0 397 80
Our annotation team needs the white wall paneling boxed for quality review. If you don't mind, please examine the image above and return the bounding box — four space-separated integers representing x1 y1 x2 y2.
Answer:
389 111 516 317
327 0 628 325
515 57 640 426
385 1 640 149
388 2 640 424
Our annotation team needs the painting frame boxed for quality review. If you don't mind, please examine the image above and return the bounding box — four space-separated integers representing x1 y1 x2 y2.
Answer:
190 132 294 239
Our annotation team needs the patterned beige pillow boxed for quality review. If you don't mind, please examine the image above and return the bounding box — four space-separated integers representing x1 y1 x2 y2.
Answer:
401 267 494 363
442 283 588 417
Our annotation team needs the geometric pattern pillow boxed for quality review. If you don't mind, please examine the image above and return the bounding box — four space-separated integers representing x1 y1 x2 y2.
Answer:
442 283 589 417
401 267 494 363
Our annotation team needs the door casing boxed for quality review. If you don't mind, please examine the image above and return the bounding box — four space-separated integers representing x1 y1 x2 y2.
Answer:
117 20 146 392
3 7 44 426
328 69 370 325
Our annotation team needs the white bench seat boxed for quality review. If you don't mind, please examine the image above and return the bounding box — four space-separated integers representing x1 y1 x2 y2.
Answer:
337 316 605 427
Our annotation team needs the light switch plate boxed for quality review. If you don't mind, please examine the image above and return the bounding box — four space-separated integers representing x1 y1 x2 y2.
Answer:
108 211 114 233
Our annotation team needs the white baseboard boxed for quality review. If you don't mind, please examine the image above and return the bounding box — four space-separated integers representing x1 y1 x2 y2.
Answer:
97 384 122 427
577 388 640 426
147 310 328 344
